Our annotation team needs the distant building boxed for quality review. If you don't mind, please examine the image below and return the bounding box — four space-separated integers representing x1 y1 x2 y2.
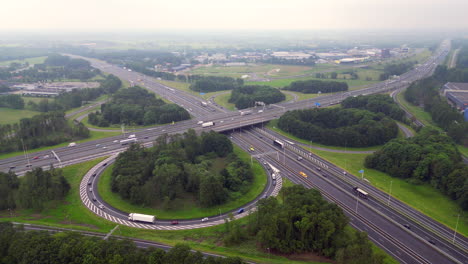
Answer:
225 62 246 67
381 49 391 58
171 64 191 72
272 51 312 60
442 82 468 111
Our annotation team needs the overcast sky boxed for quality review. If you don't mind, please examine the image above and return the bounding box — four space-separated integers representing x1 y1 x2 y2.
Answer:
1 0 467 31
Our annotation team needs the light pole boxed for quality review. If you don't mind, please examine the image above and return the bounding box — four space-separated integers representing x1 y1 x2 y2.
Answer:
387 180 393 206
453 213 460 244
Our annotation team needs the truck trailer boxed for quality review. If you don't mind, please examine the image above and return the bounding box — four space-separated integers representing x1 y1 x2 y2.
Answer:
128 213 155 223
202 121 215 128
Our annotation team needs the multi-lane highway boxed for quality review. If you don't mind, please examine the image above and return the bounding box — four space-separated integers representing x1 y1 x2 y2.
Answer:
4 40 466 263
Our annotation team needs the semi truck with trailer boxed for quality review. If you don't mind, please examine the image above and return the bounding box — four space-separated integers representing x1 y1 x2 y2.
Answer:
202 121 215 128
120 138 138 145
128 213 155 224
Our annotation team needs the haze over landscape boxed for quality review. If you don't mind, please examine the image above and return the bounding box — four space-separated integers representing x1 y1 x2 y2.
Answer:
1 0 468 31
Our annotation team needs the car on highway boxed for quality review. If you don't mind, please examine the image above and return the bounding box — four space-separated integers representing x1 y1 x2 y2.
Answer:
316 167 321 171
113 140 119 143
322 173 327 177
88 181 92 185
299 171 307 178
102 163 107 167
428 239 436 245
144 136 149 139
9 166 15 170
197 121 204 125
98 204 105 210
297 156 303 161
403 224 411 229
171 220 179 225
43 155 49 159
272 179 276 186
96 144 100 147
33 156 39 160
25 164 32 168
249 147 255 152
92 197 97 202
237 208 244 214
89 188 93 192
201 217 209 222
92 173 96 177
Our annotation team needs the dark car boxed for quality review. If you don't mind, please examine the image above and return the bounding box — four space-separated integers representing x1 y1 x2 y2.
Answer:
102 163 107 167
428 239 436 245
26 164 32 168
92 173 97 177
237 208 245 214
171 220 179 225
403 224 411 229
9 166 15 170
316 167 321 171
322 173 327 177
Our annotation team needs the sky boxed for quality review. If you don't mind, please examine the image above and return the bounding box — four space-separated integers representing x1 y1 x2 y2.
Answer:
1 0 467 31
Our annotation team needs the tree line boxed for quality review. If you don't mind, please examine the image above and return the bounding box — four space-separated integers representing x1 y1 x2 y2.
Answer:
88 86 189 127
223 185 386 264
365 127 468 210
0 223 246 264
405 69 467 145
0 94 24 109
341 94 406 122
111 130 253 208
379 61 416 81
278 108 398 147
190 76 244 93
0 168 69 211
283 79 349 94
229 85 285 109
0 111 89 154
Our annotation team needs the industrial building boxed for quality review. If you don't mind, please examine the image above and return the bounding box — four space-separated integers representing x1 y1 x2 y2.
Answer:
441 82 468 113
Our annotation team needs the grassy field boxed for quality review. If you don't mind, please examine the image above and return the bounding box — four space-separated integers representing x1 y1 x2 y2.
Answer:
304 147 468 237
246 77 378 89
214 92 236 111
98 145 267 219
458 145 468 158
395 92 442 129
0 56 47 66
0 107 40 125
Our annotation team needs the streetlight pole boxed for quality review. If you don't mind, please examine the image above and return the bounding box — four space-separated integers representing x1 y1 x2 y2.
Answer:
387 180 393 206
453 213 460 244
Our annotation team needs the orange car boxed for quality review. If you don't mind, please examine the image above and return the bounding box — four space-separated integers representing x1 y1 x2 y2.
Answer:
299 171 307 178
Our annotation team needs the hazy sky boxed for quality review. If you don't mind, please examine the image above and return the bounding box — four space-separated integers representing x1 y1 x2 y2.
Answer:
1 0 467 31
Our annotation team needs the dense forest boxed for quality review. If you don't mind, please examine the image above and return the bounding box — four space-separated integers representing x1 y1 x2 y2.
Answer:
341 94 406 122
189 76 244 93
278 108 398 147
0 111 89 154
223 185 386 264
88 86 189 126
0 168 69 211
111 130 253 208
365 128 468 210
283 79 348 94
379 61 416 81
0 223 246 264
0 94 24 109
229 85 285 109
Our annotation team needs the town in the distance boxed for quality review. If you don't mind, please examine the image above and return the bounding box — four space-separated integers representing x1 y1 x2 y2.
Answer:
0 1 467 264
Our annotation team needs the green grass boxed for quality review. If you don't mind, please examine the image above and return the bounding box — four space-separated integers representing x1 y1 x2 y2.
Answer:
267 119 382 152
156 80 220 100
0 107 40 125
214 92 236 111
395 92 442 129
0 56 47 66
457 145 468 158
98 145 267 219
246 77 378 89
304 148 468 237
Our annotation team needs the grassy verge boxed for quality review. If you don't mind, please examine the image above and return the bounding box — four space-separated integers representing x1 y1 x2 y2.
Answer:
395 92 440 128
303 147 468 237
246 77 378 89
267 119 382 152
457 145 468 158
98 145 267 219
0 107 40 125
0 56 47 66
156 79 220 100
214 92 236 111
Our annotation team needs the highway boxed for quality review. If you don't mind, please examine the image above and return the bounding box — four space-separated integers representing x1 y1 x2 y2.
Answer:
3 40 467 262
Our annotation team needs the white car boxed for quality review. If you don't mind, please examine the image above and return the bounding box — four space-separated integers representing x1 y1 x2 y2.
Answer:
113 140 119 143
201 217 209 222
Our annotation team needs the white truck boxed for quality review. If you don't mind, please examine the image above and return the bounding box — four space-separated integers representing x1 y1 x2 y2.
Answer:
202 121 215 128
240 110 252 116
128 134 136 139
201 101 208 107
128 213 155 224
120 138 137 145
68 142 76 147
